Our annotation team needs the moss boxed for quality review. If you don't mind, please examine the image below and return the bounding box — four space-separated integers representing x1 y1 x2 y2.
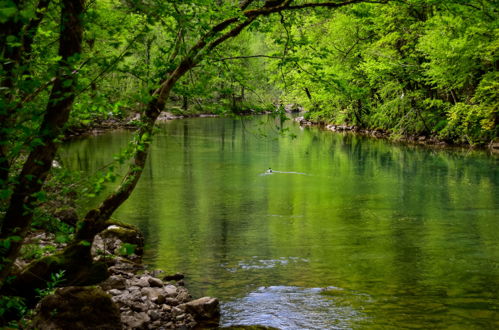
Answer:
100 222 144 255
33 286 121 330
5 243 108 306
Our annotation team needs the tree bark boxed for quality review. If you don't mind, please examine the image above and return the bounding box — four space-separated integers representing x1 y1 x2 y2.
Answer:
0 0 85 287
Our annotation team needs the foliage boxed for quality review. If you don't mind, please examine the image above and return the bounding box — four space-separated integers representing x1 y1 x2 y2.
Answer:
35 270 66 299
0 294 27 327
0 1 497 325
265 0 497 143
117 243 136 256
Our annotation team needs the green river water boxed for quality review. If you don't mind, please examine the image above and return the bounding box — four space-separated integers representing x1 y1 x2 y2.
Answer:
62 116 499 329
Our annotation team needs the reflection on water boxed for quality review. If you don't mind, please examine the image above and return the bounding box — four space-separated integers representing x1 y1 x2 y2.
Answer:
61 116 499 329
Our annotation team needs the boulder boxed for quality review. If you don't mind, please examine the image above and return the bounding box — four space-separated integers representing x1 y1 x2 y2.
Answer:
32 286 122 330
163 284 178 297
92 224 144 259
181 296 220 324
148 277 163 287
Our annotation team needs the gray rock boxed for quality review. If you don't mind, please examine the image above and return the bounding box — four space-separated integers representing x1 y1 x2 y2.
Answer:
108 289 123 296
127 289 143 302
149 320 162 329
141 287 164 300
127 285 140 292
122 311 150 329
148 309 161 321
164 297 179 306
148 277 163 287
163 284 177 297
131 276 151 287
176 287 191 302
100 275 127 291
171 306 184 316
181 296 220 322
130 301 148 312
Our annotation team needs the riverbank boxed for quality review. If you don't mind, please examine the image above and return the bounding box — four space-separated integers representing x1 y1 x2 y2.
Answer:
17 224 221 329
294 116 499 153
64 110 498 153
63 109 265 140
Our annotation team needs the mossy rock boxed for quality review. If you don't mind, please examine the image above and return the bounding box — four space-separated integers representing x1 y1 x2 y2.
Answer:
99 223 144 256
33 286 121 330
6 243 108 306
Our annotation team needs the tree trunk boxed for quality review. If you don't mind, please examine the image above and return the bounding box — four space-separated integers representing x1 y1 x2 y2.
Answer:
0 0 51 184
0 0 85 288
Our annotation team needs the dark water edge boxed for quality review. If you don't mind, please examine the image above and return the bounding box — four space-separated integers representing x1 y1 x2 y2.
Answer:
61 116 499 329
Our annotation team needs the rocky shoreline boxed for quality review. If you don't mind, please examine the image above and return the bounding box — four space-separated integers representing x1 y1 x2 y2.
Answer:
294 116 499 152
64 109 499 152
27 224 221 329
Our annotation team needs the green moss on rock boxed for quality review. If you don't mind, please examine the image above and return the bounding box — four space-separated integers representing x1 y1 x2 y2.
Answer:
33 286 121 330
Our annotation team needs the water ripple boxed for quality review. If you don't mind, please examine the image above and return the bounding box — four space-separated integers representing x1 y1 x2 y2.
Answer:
222 257 309 272
221 286 364 329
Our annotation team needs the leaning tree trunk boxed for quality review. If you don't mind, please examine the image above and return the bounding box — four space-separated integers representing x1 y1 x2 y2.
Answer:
66 0 374 260
3 0 382 296
0 0 85 288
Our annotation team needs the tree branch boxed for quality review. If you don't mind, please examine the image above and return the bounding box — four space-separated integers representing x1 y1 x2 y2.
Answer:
79 0 390 247
211 55 282 62
287 0 388 9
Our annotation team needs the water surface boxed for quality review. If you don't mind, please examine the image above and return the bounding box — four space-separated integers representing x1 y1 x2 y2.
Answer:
62 116 499 329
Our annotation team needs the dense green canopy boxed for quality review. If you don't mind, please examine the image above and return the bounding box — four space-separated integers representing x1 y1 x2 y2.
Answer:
0 0 497 324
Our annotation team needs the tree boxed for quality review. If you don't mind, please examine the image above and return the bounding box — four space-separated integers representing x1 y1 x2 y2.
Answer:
267 0 497 143
0 0 389 296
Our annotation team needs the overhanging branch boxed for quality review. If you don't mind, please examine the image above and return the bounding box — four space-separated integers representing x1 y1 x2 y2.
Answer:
211 55 282 62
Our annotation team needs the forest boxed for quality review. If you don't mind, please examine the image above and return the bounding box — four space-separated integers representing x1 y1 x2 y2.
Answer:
0 0 498 328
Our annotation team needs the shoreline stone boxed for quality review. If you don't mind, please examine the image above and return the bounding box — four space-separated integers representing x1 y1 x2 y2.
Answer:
295 116 496 151
29 223 220 329
94 224 221 329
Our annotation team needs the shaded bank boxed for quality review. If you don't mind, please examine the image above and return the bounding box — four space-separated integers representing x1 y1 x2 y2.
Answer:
294 116 499 153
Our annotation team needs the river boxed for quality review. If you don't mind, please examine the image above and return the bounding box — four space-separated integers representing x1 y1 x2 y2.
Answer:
61 116 499 329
